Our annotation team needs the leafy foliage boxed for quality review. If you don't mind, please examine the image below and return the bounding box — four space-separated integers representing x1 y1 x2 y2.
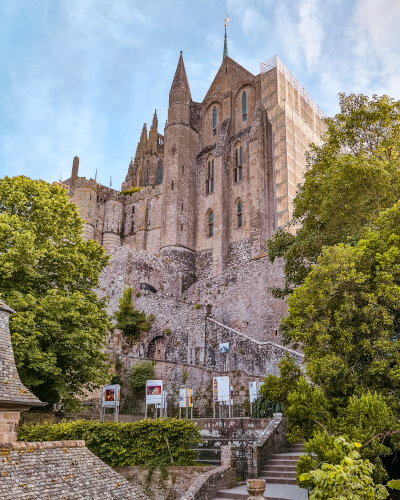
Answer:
267 93 400 297
281 202 400 411
18 418 201 470
299 437 388 500
114 287 153 342
259 353 301 406
251 397 283 418
121 187 142 196
0 176 110 410
129 360 155 397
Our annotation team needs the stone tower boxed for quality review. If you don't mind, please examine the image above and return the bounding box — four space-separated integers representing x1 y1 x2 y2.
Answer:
0 299 44 441
160 52 198 273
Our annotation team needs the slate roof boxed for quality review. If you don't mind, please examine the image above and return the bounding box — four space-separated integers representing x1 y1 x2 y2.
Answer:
0 299 44 408
0 440 149 500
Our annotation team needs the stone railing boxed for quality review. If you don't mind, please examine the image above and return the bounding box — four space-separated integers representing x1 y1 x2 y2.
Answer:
180 446 236 500
251 413 289 477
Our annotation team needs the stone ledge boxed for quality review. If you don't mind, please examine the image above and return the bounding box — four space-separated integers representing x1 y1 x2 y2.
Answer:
0 440 86 450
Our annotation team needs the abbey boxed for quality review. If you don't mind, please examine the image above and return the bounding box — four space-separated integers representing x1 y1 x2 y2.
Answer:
60 47 324 384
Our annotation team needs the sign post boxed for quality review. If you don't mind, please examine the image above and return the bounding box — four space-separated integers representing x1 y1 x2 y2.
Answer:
249 381 264 415
179 388 193 419
213 376 230 418
145 380 163 419
100 384 121 421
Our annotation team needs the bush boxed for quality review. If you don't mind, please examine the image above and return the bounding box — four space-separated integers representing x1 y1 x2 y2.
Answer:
121 187 142 196
18 418 201 469
113 287 153 342
129 360 155 397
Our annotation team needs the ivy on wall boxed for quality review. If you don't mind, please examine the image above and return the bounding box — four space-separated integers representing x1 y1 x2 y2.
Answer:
18 418 201 471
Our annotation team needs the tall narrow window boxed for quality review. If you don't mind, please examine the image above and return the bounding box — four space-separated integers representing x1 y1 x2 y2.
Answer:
238 201 242 228
156 162 163 185
146 168 151 186
172 180 174 190
206 159 214 194
234 146 243 182
242 92 247 121
212 106 217 136
209 211 214 237
131 221 134 232
132 206 135 214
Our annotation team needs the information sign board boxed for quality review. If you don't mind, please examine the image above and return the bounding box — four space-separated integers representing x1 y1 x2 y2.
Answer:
101 384 120 408
249 381 264 403
146 380 163 405
213 376 230 402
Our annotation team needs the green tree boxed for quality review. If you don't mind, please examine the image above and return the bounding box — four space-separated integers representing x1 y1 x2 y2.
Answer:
113 287 152 342
267 93 400 297
259 353 302 406
0 176 110 410
129 360 155 398
299 437 389 500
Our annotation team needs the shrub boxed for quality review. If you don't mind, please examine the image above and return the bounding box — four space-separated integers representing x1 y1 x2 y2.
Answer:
129 360 155 397
113 287 153 342
18 418 201 470
164 328 171 336
194 303 201 310
121 187 142 196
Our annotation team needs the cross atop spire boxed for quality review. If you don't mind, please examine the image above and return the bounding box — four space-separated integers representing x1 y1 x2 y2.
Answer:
223 14 229 60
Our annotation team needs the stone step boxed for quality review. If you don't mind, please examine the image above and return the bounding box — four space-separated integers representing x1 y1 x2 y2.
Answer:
268 453 302 460
261 471 297 479
263 465 297 472
266 459 299 466
260 476 298 485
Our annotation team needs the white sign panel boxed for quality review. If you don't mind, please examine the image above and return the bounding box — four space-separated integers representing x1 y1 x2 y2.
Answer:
146 380 163 404
249 381 264 403
102 384 120 407
156 391 168 409
213 376 230 402
179 388 193 408
219 343 229 353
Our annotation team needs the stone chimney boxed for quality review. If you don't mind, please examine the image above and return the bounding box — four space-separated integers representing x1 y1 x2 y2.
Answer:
0 299 45 442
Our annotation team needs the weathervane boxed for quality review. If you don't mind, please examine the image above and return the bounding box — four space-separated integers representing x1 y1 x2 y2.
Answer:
224 14 229 27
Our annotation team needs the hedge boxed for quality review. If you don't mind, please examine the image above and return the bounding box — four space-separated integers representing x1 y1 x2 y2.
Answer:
18 418 201 470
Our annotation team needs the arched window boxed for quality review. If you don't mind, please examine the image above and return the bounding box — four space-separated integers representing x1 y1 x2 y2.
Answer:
234 145 243 183
156 162 163 185
212 106 217 136
146 168 151 186
206 158 214 194
209 211 214 237
238 201 242 228
242 92 247 121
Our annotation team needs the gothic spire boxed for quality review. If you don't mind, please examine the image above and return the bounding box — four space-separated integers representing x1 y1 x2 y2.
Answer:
223 15 229 60
152 109 158 131
169 52 191 106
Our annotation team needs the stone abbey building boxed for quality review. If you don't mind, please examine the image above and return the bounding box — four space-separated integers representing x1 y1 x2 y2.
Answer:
60 47 324 391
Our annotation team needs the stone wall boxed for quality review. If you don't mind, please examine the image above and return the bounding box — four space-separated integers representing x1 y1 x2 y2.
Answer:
116 466 215 500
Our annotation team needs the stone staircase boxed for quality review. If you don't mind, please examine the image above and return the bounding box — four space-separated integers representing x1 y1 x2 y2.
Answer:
215 444 308 500
259 443 304 485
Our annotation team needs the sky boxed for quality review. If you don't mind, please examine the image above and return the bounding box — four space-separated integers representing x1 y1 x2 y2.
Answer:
1 0 400 190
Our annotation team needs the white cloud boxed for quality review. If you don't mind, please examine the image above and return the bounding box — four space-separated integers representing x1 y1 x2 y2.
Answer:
297 0 323 68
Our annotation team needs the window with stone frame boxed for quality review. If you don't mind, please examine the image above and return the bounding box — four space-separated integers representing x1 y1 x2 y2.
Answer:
206 158 214 194
146 167 151 186
242 92 247 121
208 211 214 237
212 106 217 136
156 162 163 185
237 200 243 228
131 221 134 232
234 145 243 182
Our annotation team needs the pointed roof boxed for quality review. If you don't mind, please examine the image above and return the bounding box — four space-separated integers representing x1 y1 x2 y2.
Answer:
223 26 228 60
170 51 191 97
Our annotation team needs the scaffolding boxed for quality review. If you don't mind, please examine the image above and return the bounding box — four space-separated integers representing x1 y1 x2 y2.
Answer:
261 55 325 120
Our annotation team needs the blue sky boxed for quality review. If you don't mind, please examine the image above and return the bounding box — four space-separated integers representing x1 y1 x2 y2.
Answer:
1 0 399 189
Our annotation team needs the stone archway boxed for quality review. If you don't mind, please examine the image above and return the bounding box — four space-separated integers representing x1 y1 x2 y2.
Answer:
147 336 166 360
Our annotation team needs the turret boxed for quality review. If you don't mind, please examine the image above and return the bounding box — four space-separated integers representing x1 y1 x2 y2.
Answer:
71 156 79 185
168 52 191 125
161 52 199 286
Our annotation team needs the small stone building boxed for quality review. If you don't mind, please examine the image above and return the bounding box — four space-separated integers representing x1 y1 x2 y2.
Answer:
0 298 148 499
